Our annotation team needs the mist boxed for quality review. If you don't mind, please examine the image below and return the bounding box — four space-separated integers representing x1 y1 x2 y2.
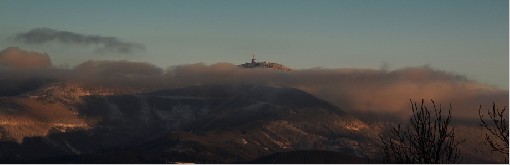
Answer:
0 47 507 120
163 63 508 120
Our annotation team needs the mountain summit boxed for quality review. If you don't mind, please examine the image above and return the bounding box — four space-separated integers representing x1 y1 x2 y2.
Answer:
238 51 292 71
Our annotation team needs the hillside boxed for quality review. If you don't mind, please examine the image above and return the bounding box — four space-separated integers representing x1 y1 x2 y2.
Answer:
0 83 381 163
0 82 504 163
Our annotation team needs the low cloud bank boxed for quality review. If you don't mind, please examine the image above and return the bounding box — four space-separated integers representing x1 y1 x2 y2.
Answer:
164 63 507 119
0 47 51 69
0 47 506 120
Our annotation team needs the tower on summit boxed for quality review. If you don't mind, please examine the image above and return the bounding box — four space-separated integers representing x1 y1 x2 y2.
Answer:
238 51 292 71
251 50 256 64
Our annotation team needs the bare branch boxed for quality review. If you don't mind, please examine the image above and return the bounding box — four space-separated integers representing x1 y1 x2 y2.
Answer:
379 99 463 163
479 103 508 155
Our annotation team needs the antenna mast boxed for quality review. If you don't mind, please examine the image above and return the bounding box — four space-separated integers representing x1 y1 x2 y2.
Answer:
251 50 256 64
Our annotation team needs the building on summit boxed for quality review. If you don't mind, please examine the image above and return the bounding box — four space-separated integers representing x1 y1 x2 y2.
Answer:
238 51 292 71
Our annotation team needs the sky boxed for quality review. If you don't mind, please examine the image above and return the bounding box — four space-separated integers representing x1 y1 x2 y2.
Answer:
0 0 508 89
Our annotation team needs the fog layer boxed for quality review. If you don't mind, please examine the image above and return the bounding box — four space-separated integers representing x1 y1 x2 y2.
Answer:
0 47 506 120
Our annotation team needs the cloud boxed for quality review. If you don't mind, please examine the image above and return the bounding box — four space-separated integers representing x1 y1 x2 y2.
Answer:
73 60 163 77
14 28 145 54
162 63 508 120
0 47 51 69
0 49 505 120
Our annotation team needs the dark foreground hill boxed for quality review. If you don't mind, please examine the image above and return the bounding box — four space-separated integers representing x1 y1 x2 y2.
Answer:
242 150 372 164
0 83 379 163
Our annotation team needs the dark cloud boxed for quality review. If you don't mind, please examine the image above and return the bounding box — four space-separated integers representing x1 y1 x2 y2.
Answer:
0 47 51 69
14 28 145 54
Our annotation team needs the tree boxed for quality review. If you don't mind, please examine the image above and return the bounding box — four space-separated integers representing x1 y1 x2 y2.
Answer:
479 103 508 155
379 99 463 163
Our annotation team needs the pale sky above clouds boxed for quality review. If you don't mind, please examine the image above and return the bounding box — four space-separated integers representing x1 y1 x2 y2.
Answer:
0 0 507 89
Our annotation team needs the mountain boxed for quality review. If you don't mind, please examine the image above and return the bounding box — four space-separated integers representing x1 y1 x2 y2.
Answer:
0 82 504 163
0 83 382 163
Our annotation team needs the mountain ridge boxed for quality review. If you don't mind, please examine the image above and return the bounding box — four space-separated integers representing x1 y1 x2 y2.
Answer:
0 83 379 163
0 82 503 163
